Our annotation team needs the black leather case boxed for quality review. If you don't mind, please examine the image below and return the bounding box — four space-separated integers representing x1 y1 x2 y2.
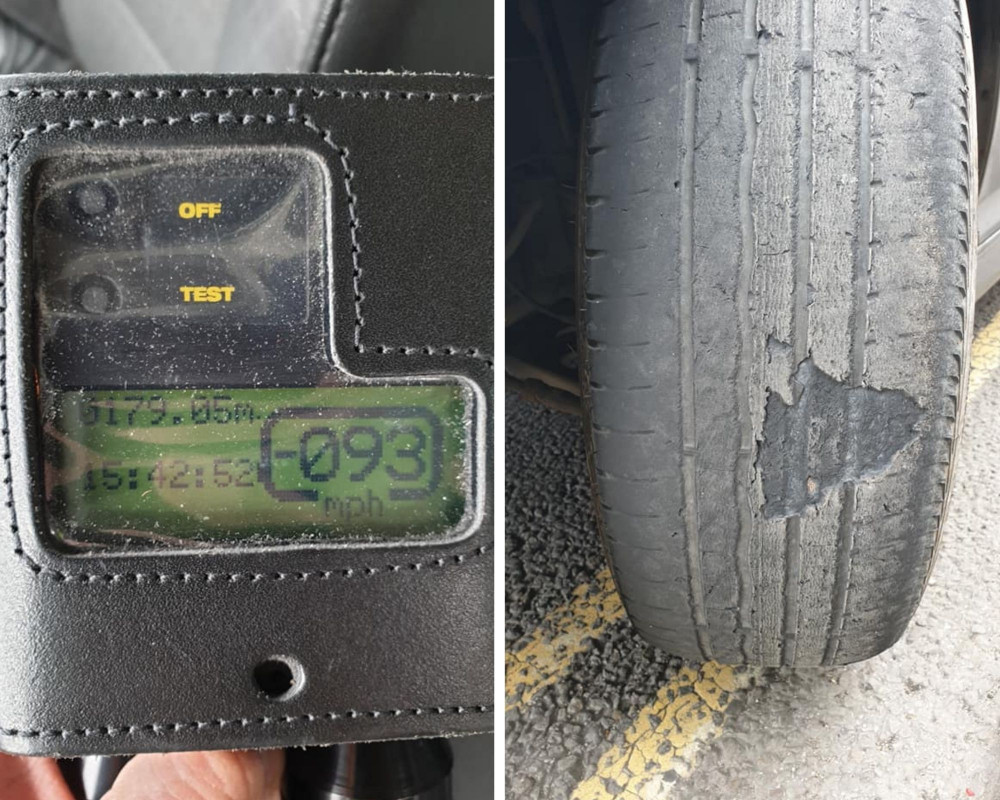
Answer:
0 72 493 756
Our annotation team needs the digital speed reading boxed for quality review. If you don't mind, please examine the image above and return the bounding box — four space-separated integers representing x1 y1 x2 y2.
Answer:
43 385 470 546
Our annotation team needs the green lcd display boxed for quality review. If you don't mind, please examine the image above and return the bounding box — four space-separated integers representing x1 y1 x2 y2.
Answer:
43 385 470 546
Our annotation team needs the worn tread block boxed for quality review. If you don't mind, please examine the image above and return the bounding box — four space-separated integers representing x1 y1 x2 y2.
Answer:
580 0 974 666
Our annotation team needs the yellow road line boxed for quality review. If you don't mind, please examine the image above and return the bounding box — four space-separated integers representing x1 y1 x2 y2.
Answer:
969 302 1000 397
570 663 754 800
505 568 625 711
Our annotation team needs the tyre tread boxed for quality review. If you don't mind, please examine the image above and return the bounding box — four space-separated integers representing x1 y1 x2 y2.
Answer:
581 0 975 666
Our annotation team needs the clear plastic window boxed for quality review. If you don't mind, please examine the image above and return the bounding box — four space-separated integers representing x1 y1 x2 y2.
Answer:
32 150 473 549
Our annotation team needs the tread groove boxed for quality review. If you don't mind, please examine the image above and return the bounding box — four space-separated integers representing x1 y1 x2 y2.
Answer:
782 0 815 668
680 0 713 662
736 0 759 665
824 0 872 666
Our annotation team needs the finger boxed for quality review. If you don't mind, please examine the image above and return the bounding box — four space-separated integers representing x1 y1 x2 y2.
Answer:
0 753 75 800
103 749 284 800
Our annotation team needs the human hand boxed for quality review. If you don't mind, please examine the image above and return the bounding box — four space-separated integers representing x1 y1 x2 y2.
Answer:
0 748 284 800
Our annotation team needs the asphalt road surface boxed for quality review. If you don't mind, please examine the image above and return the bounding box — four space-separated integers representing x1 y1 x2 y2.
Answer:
505 285 1000 800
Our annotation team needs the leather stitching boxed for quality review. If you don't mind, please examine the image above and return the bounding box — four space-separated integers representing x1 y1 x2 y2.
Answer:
0 86 493 102
0 111 492 582
0 704 493 740
12 543 492 584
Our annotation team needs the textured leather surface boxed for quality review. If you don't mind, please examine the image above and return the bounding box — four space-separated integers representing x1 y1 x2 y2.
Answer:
0 71 493 756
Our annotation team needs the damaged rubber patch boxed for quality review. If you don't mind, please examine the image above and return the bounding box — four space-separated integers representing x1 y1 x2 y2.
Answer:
760 359 924 519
